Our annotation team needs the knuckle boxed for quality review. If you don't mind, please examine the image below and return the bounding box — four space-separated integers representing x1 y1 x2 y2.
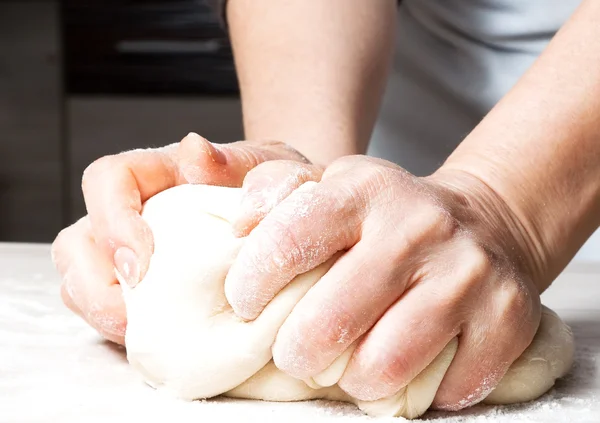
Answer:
245 161 317 193
51 226 79 274
81 155 116 192
284 161 322 183
344 349 412 401
436 361 504 411
60 267 81 310
327 155 397 176
464 243 494 280
51 227 69 263
347 340 414 399
497 281 540 340
323 155 367 178
87 306 127 344
311 306 360 349
354 160 394 185
448 241 494 289
403 199 460 244
251 140 306 161
504 283 529 312
60 281 76 309
436 242 494 307
245 159 283 178
274 300 362 378
272 329 319 377
51 217 91 270
435 387 478 411
425 207 459 239
257 192 345 273
378 352 412 388
264 218 304 272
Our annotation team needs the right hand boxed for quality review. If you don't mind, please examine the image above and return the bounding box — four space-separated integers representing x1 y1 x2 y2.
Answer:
51 133 311 345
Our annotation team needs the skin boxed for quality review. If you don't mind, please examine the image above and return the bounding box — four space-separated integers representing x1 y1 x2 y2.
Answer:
227 0 396 165
52 135 309 343
52 0 600 412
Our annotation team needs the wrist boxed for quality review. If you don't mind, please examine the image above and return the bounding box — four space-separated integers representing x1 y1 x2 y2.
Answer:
432 0 600 286
427 166 549 293
437 129 600 289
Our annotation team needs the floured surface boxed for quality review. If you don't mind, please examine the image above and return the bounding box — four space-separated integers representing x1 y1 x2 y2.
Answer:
1 243 599 423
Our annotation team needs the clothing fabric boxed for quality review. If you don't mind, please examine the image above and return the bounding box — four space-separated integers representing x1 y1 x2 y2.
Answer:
204 0 598 262
369 0 581 175
205 0 581 174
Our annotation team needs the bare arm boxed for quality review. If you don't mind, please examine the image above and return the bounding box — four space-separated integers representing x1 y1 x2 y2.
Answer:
437 0 600 291
226 0 397 166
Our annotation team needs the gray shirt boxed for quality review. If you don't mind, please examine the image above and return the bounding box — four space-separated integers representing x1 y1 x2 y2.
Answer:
365 0 600 262
207 0 581 172
207 0 580 173
208 0 599 259
369 0 581 175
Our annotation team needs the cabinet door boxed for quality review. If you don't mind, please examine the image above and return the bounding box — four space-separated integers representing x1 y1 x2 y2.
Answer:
63 0 238 96
0 2 63 242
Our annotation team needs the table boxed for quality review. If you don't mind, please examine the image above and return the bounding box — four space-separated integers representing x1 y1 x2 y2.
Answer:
2 243 599 422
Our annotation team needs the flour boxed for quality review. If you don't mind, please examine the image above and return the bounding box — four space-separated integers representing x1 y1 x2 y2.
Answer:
0 243 598 423
119 184 576 420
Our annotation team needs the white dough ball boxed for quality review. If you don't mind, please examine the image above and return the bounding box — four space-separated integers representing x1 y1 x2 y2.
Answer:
117 184 575 419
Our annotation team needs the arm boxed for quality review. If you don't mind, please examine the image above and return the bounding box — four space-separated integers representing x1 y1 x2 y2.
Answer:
436 0 600 292
226 0 397 166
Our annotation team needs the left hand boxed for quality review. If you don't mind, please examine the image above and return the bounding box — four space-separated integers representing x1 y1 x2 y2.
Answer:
51 134 311 345
225 155 543 410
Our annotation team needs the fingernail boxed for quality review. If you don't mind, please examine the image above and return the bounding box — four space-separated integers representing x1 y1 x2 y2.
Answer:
114 247 140 288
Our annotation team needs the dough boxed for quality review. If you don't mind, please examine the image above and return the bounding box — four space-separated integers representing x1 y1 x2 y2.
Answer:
117 184 575 419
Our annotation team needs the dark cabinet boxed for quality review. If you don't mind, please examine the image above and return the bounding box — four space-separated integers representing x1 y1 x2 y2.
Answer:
0 2 64 243
0 0 243 243
62 0 238 95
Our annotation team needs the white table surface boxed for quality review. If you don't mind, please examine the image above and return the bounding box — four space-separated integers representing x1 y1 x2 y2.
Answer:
1 243 599 423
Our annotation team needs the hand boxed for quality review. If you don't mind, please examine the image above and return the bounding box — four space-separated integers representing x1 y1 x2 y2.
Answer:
51 133 309 345
225 155 543 410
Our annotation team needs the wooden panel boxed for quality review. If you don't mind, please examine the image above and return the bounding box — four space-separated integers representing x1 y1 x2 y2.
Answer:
67 96 243 222
0 2 63 242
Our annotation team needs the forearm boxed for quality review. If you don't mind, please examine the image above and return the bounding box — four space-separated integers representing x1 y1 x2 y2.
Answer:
439 0 600 290
226 0 396 166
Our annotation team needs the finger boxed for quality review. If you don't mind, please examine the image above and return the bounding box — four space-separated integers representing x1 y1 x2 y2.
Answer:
83 133 306 287
53 227 85 320
271 240 410 380
432 282 540 410
52 217 127 345
271 186 462 380
224 180 363 321
81 142 181 287
60 282 82 318
233 160 323 237
82 133 220 287
206 138 311 187
176 135 305 187
337 239 491 401
337 283 459 402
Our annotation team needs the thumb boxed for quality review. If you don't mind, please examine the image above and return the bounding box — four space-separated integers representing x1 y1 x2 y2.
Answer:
176 133 310 188
82 147 182 288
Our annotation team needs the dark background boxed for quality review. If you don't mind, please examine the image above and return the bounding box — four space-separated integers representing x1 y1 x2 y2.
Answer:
0 0 245 243
3 1 598 261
